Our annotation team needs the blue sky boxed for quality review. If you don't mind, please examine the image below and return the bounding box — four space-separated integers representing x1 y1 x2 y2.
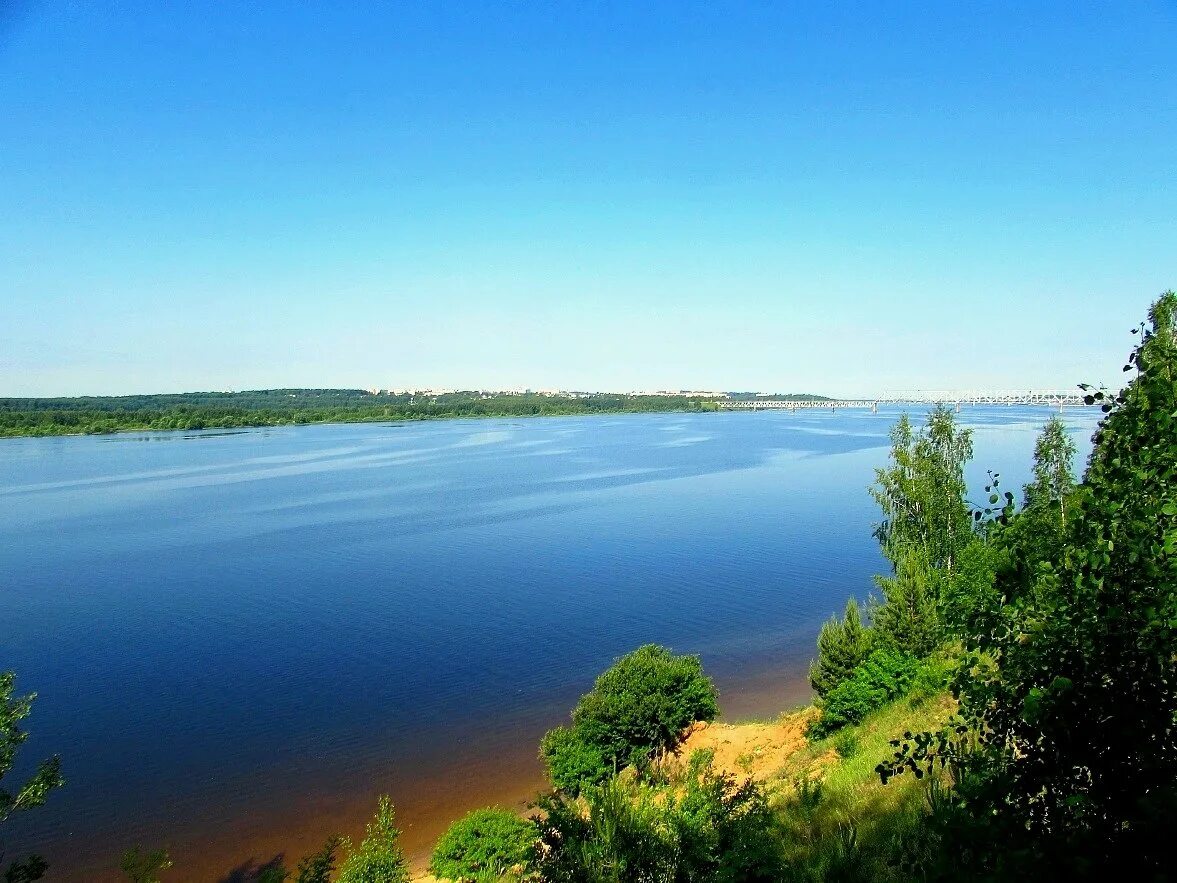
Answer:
1 2 1174 397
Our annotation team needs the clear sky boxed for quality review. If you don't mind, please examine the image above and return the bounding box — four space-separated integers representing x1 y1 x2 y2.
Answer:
1 2 1174 397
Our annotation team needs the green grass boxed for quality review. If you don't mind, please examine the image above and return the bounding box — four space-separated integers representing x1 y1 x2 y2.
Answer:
767 693 956 881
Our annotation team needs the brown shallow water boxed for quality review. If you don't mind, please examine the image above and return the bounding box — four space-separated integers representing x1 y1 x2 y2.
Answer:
56 657 810 882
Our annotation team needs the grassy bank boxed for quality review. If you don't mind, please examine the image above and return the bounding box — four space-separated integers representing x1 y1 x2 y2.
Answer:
413 688 956 883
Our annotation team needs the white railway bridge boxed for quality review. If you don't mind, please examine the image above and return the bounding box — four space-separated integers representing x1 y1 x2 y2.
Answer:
719 390 1092 412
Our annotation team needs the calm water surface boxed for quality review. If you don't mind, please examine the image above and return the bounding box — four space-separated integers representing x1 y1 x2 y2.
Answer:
0 408 1099 880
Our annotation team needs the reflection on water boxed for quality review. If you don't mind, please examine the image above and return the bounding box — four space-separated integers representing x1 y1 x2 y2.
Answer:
0 407 1100 879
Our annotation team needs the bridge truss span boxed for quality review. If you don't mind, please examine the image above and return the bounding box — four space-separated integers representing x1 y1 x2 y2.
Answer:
719 390 1092 412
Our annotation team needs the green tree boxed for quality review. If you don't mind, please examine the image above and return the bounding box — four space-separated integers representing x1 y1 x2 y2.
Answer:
810 598 873 698
939 537 1000 638
866 406 974 660
1024 415 1078 521
539 726 610 795
294 836 343 883
997 416 1079 594
119 847 171 883
542 645 718 793
882 292 1177 879
429 808 536 882
870 407 974 576
809 648 919 738
870 547 943 657
0 673 62 882
337 796 410 883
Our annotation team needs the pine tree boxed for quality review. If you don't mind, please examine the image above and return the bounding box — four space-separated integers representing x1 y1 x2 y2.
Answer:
871 547 943 657
810 598 873 698
295 836 343 883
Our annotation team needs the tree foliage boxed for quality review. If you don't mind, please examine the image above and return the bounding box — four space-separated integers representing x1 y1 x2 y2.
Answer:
809 599 873 699
119 847 171 883
429 808 536 882
540 726 611 795
865 406 975 654
533 750 786 883
870 407 974 576
992 416 1080 599
0 673 62 883
294 835 344 883
541 645 718 794
337 796 410 883
808 648 919 738
880 291 1177 880
870 548 943 657
810 406 975 733
1024 415 1078 518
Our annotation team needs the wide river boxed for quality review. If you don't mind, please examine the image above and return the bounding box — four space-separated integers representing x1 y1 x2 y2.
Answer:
0 407 1099 880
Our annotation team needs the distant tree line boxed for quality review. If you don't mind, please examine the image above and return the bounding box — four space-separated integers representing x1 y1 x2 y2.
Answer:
0 391 739 437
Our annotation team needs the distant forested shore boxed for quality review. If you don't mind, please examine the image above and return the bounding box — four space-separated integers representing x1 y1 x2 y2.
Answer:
0 389 832 437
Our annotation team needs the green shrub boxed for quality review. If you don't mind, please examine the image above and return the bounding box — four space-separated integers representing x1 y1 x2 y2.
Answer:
429 808 536 882
119 847 171 883
809 648 917 737
833 731 860 759
539 726 610 794
906 649 955 708
669 750 789 882
533 751 786 882
541 644 718 793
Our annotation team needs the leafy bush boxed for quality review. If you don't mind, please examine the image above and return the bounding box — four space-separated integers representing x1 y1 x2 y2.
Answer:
534 775 675 883
905 649 955 708
539 726 610 794
833 731 860 758
809 648 918 738
119 848 171 883
430 808 536 882
533 750 786 883
668 750 789 882
541 644 718 793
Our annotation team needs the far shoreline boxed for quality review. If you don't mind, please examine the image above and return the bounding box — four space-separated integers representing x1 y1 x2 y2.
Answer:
0 389 844 439
0 406 720 441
